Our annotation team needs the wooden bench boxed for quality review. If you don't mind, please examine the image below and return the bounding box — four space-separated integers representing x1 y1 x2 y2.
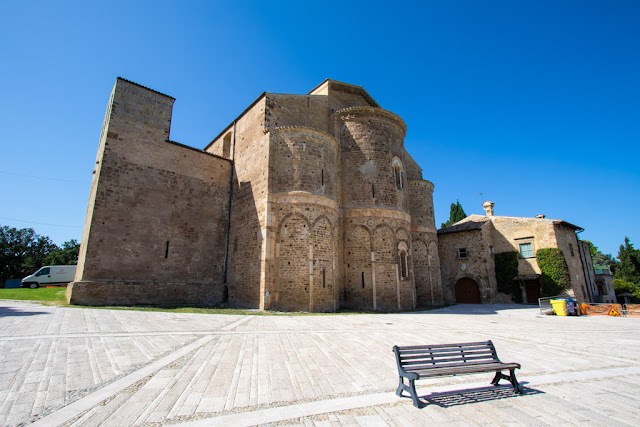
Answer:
393 340 522 408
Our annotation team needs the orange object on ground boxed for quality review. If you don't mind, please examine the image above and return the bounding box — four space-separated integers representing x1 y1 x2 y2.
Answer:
580 303 624 316
625 304 640 317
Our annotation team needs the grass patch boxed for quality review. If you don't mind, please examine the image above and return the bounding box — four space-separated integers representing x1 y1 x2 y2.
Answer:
0 287 67 304
0 289 448 316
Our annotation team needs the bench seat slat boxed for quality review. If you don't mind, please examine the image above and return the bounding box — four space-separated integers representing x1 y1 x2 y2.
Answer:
409 362 521 378
406 360 504 372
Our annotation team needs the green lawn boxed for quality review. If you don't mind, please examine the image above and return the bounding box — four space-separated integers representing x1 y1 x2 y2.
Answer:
0 287 444 315
0 287 67 304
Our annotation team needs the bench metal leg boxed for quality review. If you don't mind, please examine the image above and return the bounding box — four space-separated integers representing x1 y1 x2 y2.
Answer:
396 376 425 408
491 370 523 394
509 369 523 394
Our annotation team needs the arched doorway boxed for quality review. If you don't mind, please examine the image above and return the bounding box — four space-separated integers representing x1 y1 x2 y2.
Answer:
455 277 481 304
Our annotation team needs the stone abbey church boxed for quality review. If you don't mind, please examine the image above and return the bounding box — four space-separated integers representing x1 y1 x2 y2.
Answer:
69 78 442 311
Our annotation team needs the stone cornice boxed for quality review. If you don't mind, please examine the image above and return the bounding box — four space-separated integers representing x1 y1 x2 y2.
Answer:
411 225 438 233
407 179 434 191
268 191 339 211
343 207 411 223
331 106 407 135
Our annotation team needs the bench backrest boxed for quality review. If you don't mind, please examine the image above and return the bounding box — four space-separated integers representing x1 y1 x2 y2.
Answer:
393 341 501 372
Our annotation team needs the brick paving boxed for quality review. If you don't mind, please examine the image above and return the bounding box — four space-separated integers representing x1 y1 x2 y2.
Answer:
0 301 638 426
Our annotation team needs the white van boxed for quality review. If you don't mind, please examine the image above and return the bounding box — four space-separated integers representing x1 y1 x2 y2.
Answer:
21 265 77 289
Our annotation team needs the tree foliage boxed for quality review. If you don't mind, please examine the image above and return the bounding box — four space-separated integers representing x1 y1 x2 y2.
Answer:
617 237 640 285
494 251 522 303
441 200 467 228
581 240 618 272
0 225 79 286
613 278 640 303
536 248 571 297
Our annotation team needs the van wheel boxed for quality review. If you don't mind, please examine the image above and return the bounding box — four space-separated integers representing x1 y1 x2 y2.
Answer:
29 283 38 289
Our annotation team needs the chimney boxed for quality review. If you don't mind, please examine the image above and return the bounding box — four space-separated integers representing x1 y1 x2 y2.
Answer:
482 201 495 216
536 214 546 219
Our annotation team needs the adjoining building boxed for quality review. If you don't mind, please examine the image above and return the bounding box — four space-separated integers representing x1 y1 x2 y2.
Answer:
594 268 616 303
68 78 442 312
437 201 601 304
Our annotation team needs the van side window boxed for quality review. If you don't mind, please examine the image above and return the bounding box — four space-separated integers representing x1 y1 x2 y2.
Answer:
37 268 50 276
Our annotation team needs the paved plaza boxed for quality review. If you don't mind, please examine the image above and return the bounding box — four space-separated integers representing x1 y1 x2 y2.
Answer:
0 300 639 426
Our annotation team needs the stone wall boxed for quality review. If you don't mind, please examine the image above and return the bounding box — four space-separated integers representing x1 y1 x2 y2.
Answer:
71 78 231 306
207 96 270 308
269 194 340 312
332 107 409 212
438 227 495 304
343 210 415 311
408 179 441 306
554 225 589 302
265 94 329 133
73 78 441 312
269 127 339 200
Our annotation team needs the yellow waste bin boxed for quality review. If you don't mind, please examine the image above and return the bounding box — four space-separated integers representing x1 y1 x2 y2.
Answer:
551 299 568 316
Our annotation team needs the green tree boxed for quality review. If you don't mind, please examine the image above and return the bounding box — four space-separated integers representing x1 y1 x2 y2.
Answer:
23 235 58 273
46 239 80 265
617 237 640 284
0 225 79 286
1 226 37 285
441 200 467 228
581 240 617 271
613 278 640 303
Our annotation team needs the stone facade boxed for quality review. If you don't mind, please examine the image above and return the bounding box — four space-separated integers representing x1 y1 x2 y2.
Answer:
70 78 441 311
438 202 598 304
69 79 232 306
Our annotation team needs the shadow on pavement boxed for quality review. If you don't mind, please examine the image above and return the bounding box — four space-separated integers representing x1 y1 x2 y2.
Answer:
409 304 539 315
0 306 50 317
422 384 542 408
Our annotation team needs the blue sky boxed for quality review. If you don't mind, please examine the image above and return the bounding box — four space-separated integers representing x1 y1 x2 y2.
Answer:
1 0 638 257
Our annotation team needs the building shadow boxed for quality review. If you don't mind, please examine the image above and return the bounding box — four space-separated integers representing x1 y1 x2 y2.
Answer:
0 306 50 317
405 303 539 315
421 384 542 408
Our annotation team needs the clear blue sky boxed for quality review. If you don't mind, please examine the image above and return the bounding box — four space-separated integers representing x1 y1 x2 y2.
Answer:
1 0 638 257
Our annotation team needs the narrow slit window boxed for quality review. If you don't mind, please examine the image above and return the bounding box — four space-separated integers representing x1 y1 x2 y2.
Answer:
394 164 403 190
372 183 375 198
361 272 365 289
321 169 324 186
322 268 326 288
400 251 408 278
165 241 170 258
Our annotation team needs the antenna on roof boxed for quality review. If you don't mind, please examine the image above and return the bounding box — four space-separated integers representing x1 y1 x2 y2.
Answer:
475 192 484 202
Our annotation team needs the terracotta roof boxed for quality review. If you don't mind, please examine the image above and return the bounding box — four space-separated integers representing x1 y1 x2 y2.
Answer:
437 217 489 235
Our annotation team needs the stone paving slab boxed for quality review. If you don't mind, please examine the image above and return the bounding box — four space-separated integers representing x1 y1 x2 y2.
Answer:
0 301 639 425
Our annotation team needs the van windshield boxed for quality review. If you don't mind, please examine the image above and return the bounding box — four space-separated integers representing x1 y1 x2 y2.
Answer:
36 268 50 276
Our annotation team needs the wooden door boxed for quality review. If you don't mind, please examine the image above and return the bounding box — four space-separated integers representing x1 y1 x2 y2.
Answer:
524 280 541 304
455 277 481 304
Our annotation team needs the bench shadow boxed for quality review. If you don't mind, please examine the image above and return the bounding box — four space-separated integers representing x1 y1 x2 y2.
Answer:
420 384 542 408
0 306 50 317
